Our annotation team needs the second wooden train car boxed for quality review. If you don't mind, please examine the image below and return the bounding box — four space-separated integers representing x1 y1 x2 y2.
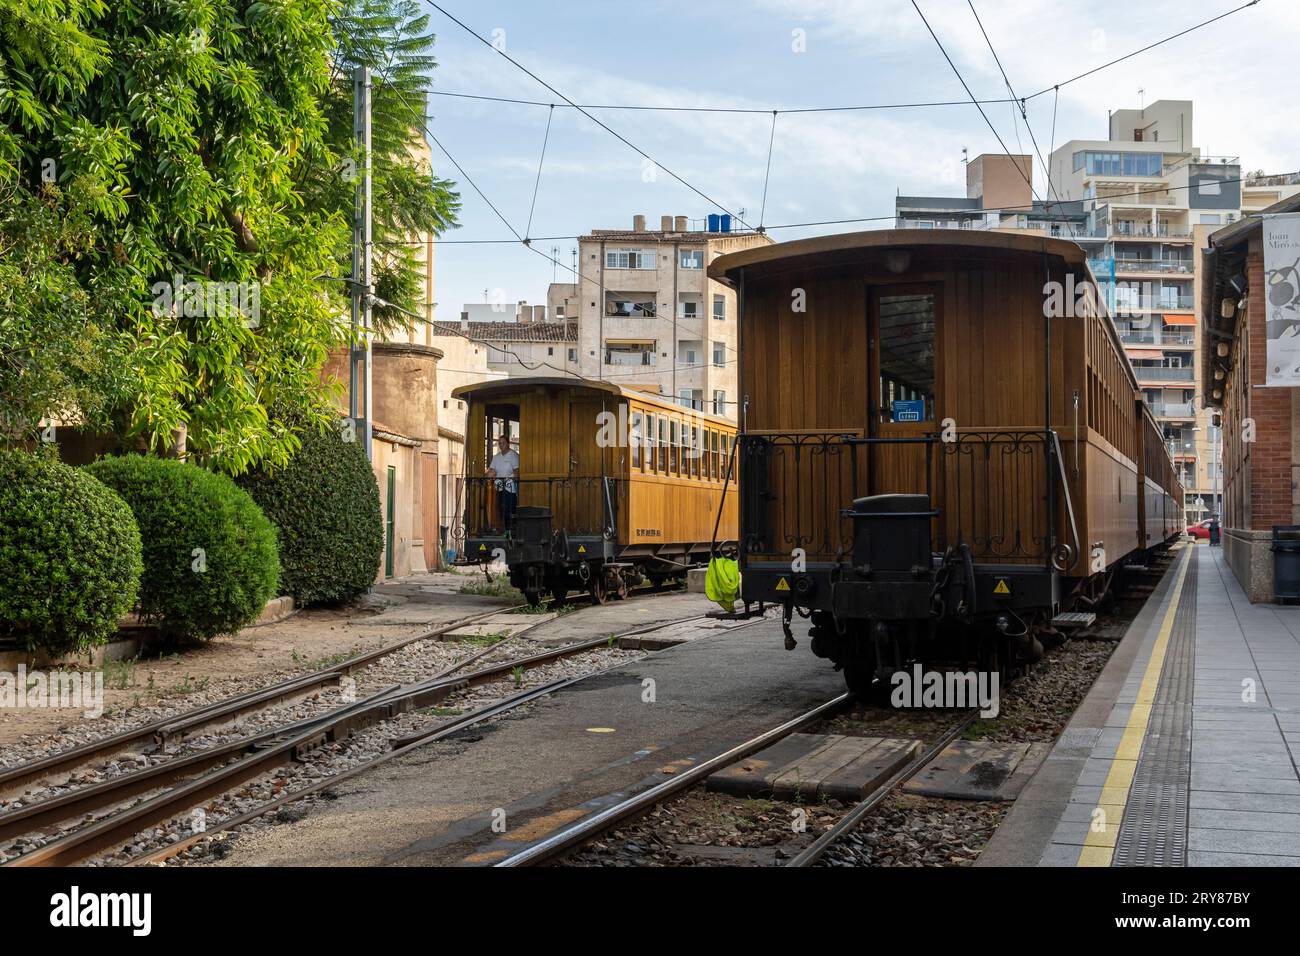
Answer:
452 378 738 604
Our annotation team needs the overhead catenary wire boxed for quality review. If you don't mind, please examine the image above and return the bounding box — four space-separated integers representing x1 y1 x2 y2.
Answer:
412 0 1261 244
964 0 1077 241
420 0 754 231
389 0 1267 397
372 168 1290 248
382 82 750 401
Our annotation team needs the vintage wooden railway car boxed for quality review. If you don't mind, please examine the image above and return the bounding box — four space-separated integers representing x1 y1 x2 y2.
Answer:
709 230 1183 694
452 377 738 605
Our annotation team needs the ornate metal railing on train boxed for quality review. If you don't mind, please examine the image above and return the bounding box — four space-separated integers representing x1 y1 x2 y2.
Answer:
739 430 1079 572
454 476 621 541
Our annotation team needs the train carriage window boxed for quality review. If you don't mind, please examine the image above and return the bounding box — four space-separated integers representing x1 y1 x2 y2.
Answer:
646 413 656 472
876 292 936 423
657 416 667 473
631 411 644 470
669 419 679 475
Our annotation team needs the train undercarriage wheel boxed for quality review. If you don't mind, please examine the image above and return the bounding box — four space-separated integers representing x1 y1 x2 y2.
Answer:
549 587 568 605
588 574 608 605
523 589 544 608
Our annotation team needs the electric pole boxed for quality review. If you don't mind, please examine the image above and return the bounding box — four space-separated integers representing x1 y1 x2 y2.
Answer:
350 66 374 460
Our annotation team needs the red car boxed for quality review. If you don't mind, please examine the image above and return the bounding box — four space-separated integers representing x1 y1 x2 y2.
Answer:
1186 519 1215 540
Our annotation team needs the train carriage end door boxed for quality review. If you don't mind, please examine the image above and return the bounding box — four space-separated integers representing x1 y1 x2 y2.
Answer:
868 284 942 499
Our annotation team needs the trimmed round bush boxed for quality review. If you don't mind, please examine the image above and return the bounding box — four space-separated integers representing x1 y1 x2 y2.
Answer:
238 421 382 606
0 449 142 654
84 455 279 642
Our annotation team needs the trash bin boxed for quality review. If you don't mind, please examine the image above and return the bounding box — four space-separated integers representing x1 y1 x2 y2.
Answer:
1272 526 1300 600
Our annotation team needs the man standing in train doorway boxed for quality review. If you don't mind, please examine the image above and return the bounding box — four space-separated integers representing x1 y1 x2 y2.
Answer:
487 433 519 534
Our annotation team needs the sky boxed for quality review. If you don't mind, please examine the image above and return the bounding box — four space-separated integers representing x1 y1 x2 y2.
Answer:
415 0 1298 316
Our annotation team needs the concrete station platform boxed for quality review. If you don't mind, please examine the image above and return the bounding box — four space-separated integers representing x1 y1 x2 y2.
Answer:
981 542 1300 867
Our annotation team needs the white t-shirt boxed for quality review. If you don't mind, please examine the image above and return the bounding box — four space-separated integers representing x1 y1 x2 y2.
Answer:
489 449 519 492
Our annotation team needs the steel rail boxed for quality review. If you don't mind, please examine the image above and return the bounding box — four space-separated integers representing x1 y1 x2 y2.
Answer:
4 608 728 867
126 674 590 867
125 614 735 867
495 689 851 867
0 581 676 797
784 710 979 867
0 603 523 797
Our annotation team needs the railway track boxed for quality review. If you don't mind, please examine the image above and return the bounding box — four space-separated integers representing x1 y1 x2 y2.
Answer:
492 700 979 868
497 552 1180 868
0 597 726 867
0 580 671 801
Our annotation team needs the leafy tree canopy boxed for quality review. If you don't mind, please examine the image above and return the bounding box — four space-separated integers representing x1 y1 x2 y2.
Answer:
0 0 460 472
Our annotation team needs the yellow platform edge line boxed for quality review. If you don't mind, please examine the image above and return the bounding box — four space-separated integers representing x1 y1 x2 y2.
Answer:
1076 543 1192 867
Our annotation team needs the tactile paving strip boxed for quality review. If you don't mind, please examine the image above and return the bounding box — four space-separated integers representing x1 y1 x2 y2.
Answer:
1112 557 1197 866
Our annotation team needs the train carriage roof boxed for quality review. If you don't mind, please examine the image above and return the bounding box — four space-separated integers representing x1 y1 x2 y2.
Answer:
707 228 1090 281
451 376 736 427
708 227 1143 395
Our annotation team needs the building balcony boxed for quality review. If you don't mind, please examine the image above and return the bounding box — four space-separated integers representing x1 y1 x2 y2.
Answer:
604 350 656 367
1119 328 1196 347
1133 366 1195 382
1109 223 1193 239
1112 258 1194 275
1148 402 1197 418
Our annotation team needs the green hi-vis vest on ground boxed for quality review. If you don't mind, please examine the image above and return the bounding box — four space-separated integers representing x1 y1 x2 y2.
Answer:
705 556 739 612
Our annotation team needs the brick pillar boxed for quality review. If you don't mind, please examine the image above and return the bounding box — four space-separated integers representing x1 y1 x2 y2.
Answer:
1246 237 1297 530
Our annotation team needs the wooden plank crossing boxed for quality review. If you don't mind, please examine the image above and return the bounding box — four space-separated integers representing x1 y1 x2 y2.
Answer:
707 733 921 802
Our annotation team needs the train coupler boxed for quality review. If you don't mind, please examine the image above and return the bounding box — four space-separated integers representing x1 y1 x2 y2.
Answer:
782 602 797 650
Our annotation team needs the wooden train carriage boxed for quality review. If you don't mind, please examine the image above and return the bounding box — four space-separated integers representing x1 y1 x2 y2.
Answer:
1138 403 1185 549
708 230 1182 688
451 377 737 603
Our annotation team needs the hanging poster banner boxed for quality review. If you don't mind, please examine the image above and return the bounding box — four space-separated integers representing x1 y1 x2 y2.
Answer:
1264 213 1300 386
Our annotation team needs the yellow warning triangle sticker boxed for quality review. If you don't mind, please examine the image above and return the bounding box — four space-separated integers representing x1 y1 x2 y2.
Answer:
993 579 1010 595
478 543 487 552
578 545 586 553
775 577 791 592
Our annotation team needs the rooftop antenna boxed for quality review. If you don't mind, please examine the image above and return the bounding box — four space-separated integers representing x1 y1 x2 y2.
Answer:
550 245 559 283
1138 87 1145 111
961 147 969 166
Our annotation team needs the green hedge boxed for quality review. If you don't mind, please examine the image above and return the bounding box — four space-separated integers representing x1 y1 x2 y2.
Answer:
85 455 279 641
0 449 142 653
239 421 381 605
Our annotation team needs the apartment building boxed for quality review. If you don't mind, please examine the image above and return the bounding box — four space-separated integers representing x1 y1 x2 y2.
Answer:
896 153 1090 237
573 215 772 419
1045 100 1248 524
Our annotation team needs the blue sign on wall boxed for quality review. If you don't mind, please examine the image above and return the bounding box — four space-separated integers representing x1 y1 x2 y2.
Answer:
892 399 925 423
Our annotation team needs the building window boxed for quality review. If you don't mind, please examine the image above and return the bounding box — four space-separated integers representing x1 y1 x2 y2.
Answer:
547 346 554 356
606 249 656 270
567 348 577 362
712 341 725 367
1199 213 1222 225
713 294 725 321
680 249 704 269
681 299 699 319
713 389 725 415
1080 151 1163 177
605 342 656 366
606 296 656 317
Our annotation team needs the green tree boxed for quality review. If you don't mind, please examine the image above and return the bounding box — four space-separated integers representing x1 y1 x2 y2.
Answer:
313 0 461 335
2 1 349 474
0 2 458 471
0 0 133 441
